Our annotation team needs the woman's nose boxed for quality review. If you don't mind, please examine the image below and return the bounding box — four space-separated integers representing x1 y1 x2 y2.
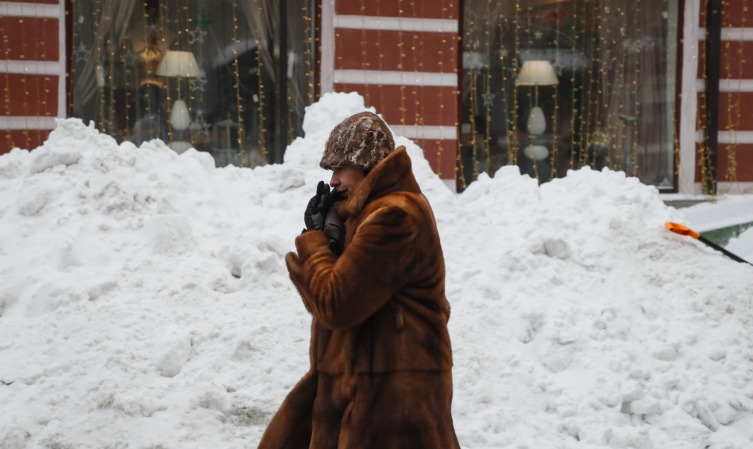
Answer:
330 174 339 186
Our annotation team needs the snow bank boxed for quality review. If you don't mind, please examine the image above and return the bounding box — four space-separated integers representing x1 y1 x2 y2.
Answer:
1 92 752 449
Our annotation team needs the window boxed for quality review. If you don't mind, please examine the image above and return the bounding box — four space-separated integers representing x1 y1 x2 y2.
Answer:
71 0 315 167
460 0 680 188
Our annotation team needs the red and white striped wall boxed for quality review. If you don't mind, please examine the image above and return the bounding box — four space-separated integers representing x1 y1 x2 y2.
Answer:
681 0 753 193
1 0 66 155
320 0 459 185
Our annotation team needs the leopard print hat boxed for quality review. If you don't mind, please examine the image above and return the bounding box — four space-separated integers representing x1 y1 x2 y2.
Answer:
320 111 395 172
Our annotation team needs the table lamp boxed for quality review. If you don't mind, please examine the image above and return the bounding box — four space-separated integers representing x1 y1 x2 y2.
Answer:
516 60 558 136
156 51 204 153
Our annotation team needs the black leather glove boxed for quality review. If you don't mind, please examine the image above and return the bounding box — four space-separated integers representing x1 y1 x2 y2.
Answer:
303 181 344 232
324 207 345 255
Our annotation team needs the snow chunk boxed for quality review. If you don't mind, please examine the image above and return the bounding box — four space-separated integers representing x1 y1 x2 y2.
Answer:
153 328 192 378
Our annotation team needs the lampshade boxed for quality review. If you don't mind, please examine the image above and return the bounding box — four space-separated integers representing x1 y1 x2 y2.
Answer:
156 51 204 78
516 60 559 86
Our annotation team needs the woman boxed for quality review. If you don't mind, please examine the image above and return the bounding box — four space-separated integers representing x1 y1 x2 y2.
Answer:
259 112 459 449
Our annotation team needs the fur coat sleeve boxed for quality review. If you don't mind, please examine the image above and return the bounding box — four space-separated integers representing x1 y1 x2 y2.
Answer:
286 205 417 330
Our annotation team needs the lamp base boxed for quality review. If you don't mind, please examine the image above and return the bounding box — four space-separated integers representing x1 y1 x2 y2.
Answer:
527 106 547 136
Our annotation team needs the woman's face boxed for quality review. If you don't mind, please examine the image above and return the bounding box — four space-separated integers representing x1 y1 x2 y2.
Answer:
330 165 366 199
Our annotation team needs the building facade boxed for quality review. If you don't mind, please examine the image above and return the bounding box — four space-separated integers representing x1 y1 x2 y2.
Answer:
1 0 751 194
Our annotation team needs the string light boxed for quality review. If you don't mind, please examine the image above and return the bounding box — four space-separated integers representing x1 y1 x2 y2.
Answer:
465 15 478 182
733 0 749 192
696 4 711 195
411 0 423 141
398 0 406 128
40 8 49 125
550 0 560 180
108 33 115 137
499 16 512 171
159 0 173 147
303 0 314 105
569 0 578 169
359 0 370 105
631 0 642 178
436 0 446 176
254 2 266 165
589 2 603 169
483 0 492 177
723 0 745 190
20 14 30 148
510 1 520 168
2 13 12 149
375 0 385 121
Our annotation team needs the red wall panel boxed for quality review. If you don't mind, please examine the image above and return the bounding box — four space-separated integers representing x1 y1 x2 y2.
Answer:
334 28 457 73
697 41 753 80
695 143 753 182
2 17 59 61
334 83 457 127
414 138 458 178
0 73 59 116
0 130 50 155
335 0 458 20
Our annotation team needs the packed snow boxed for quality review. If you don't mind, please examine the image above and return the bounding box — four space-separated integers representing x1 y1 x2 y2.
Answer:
1 92 752 449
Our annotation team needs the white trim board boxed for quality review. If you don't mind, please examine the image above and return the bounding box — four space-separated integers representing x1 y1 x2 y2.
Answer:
697 27 753 41
679 0 701 194
391 125 456 140
334 69 457 87
1 60 61 76
1 116 58 130
320 0 335 94
58 0 66 118
694 131 753 144
0 1 60 18
695 79 753 92
334 15 458 33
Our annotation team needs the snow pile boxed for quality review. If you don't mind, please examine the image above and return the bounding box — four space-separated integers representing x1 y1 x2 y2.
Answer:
1 92 752 449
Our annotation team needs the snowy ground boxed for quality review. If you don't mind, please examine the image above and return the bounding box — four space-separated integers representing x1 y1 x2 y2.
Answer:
1 93 752 449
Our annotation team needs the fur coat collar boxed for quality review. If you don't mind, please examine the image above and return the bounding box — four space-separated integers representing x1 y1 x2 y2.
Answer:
333 146 421 220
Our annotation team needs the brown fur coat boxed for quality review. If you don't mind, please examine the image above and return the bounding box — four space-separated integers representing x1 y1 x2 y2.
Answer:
258 147 459 449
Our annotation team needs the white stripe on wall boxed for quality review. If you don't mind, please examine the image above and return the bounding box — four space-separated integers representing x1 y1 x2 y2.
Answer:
695 130 753 144
1 116 58 130
334 69 457 87
391 125 456 140
334 15 458 33
1 60 61 76
697 27 753 41
58 0 67 118
696 79 753 92
679 0 701 194
0 1 60 18
320 0 335 94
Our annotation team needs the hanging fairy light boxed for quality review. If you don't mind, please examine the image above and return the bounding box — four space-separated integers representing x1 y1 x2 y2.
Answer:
631 0 642 178
3 14 13 149
359 0 370 105
550 0 561 180
159 0 173 147
569 0 578 169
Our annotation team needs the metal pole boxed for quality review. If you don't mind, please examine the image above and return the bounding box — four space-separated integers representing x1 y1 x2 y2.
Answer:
703 0 722 195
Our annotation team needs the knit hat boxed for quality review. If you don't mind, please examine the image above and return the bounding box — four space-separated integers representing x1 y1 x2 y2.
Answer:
320 111 395 171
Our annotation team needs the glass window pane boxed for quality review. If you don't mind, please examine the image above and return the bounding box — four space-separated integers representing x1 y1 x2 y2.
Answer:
461 0 679 188
71 0 315 167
